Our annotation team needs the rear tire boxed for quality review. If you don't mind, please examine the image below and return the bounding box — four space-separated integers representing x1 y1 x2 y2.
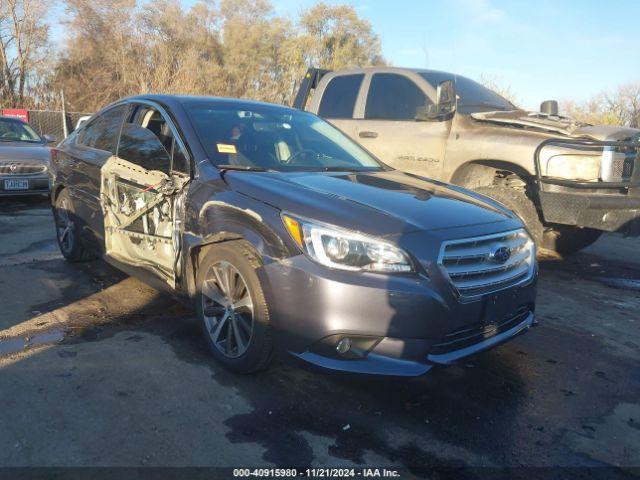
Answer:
196 241 273 374
473 186 544 247
542 226 602 256
53 189 94 262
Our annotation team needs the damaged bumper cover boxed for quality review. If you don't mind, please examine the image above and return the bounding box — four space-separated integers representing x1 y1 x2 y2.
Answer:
534 138 640 234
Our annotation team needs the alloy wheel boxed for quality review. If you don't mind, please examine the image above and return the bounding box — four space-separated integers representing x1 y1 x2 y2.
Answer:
56 197 75 255
201 260 254 358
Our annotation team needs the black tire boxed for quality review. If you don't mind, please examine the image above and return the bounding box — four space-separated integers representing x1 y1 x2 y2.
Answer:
542 226 602 256
53 189 94 262
196 241 273 374
474 186 544 248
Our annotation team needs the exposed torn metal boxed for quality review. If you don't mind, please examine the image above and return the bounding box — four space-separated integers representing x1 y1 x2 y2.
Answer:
101 156 189 288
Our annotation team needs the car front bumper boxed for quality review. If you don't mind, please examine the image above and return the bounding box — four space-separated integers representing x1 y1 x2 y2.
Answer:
0 175 49 196
260 255 537 377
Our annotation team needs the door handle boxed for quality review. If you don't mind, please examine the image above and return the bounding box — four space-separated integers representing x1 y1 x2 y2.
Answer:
359 131 378 139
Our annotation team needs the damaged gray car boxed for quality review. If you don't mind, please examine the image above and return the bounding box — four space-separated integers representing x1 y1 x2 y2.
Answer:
49 95 537 375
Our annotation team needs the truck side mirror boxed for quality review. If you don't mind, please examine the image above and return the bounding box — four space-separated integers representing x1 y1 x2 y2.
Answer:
416 79 456 121
540 100 558 116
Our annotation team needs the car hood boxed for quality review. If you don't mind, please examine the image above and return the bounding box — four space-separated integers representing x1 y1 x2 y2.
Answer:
224 169 518 237
471 110 640 140
0 142 50 162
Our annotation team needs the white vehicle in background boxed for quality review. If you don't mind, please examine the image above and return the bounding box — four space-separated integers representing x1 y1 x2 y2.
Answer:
75 116 91 130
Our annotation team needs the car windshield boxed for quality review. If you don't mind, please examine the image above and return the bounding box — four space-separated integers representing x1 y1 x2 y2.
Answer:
419 72 517 114
0 118 42 143
185 101 385 172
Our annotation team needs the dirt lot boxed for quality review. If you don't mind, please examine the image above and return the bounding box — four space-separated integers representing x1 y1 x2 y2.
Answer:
0 196 639 475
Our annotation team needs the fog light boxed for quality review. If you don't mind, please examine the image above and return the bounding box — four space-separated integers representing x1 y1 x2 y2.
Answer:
336 337 352 355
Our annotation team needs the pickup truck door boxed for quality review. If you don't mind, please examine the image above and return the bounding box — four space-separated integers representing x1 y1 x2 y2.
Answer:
100 105 190 288
354 72 451 179
310 73 365 139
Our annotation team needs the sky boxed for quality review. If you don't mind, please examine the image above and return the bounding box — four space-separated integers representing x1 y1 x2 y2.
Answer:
51 0 640 110
270 0 640 109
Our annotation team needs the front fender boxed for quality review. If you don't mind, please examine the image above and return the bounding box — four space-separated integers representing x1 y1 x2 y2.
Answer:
181 190 293 298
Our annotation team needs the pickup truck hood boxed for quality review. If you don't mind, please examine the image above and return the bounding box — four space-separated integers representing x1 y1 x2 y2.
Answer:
471 110 640 140
0 142 50 162
225 169 516 237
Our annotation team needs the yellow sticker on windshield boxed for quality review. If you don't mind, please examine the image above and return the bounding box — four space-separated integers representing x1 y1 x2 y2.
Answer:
217 143 237 154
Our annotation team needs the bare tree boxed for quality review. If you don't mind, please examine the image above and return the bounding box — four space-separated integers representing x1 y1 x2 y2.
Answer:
0 0 50 107
477 74 519 106
561 81 640 128
53 0 385 111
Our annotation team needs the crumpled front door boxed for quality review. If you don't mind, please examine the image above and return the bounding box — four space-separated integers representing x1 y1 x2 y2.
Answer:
100 156 188 288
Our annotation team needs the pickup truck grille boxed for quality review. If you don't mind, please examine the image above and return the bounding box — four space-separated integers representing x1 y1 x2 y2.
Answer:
0 163 47 175
438 229 535 298
612 155 635 179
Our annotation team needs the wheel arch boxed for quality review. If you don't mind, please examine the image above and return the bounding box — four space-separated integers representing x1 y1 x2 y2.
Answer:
183 203 290 299
449 160 534 189
51 183 66 204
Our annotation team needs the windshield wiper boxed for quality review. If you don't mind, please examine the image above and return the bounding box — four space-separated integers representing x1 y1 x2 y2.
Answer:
217 164 270 172
320 166 381 172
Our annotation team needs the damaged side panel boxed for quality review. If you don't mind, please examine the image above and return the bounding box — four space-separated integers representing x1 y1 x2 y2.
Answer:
100 156 188 288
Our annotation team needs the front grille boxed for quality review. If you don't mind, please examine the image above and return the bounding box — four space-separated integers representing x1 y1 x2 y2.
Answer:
602 143 637 181
612 155 635 179
438 229 535 298
430 305 532 355
0 163 47 175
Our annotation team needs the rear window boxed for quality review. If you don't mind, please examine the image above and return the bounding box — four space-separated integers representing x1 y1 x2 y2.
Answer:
317 74 364 119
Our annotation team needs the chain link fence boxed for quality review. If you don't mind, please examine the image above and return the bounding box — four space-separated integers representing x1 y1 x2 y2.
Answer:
27 110 93 141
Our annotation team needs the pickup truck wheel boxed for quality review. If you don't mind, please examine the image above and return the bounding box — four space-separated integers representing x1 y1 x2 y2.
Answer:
53 189 94 262
542 226 602 256
473 186 544 248
196 241 273 374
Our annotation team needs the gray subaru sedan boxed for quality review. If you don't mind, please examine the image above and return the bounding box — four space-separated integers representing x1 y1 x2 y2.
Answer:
0 116 52 196
49 95 537 376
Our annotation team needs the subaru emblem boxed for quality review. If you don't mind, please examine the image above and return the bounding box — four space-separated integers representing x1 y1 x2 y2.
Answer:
490 245 511 264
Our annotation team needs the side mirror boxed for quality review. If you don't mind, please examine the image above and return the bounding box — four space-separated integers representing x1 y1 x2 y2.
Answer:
43 134 57 144
416 79 456 121
540 100 558 116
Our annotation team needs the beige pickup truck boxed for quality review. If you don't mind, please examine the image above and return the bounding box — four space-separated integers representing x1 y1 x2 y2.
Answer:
293 67 640 255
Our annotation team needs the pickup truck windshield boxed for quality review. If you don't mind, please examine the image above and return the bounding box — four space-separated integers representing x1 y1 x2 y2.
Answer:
0 118 42 143
185 102 384 172
419 72 516 114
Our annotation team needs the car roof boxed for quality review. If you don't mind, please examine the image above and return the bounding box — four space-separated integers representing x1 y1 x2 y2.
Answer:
0 115 27 123
122 94 299 114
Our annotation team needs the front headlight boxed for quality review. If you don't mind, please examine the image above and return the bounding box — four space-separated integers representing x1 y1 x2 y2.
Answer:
545 154 601 181
282 214 413 273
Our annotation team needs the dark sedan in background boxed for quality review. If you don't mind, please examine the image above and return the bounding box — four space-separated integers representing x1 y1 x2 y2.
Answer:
0 116 53 196
49 95 537 376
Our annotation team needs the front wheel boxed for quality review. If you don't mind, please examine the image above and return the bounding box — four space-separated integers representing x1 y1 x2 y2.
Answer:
542 226 602 256
473 186 544 247
196 241 273 374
